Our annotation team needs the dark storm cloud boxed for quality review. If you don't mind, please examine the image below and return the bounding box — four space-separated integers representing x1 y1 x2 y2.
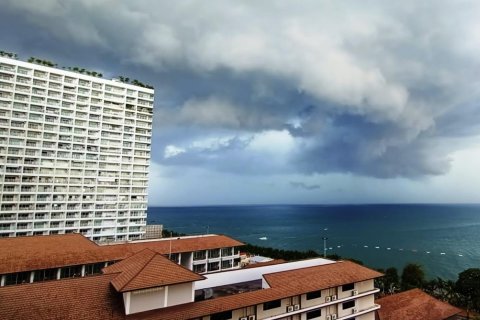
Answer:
290 182 321 190
2 1 480 178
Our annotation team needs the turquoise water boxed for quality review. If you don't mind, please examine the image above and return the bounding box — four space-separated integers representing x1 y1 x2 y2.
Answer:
147 204 480 280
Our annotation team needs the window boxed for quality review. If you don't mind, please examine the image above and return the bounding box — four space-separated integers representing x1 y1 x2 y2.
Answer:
208 249 220 258
34 268 58 282
263 299 281 310
193 264 206 273
210 311 232 320
193 250 206 261
306 309 321 320
306 290 322 300
169 253 179 262
342 300 355 310
5 271 31 285
221 247 233 256
342 283 355 291
85 263 105 276
221 259 233 269
208 261 220 272
60 265 82 278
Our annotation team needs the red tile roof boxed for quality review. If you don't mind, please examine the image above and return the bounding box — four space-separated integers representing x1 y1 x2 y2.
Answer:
0 260 382 320
110 235 244 254
376 288 462 320
0 233 106 274
263 260 383 292
103 249 204 292
0 274 125 320
0 234 244 274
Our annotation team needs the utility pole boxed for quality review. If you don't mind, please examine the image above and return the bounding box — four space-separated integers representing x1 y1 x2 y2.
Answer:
169 231 173 260
322 237 328 258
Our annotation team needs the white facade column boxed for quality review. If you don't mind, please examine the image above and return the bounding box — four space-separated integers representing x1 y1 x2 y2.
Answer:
56 268 61 280
1 275 5 286
164 286 169 307
29 271 35 283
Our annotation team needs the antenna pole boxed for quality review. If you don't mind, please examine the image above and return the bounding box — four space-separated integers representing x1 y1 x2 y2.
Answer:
322 237 328 258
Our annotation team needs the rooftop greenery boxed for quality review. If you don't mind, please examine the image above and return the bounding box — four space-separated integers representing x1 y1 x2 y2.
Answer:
1 49 153 89
0 50 18 59
117 76 154 89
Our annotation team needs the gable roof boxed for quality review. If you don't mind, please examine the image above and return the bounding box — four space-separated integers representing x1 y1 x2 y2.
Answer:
264 260 383 291
103 249 204 292
376 288 462 320
0 234 244 274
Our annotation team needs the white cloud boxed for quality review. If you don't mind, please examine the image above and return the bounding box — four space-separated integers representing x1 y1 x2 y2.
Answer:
247 130 296 156
164 145 186 159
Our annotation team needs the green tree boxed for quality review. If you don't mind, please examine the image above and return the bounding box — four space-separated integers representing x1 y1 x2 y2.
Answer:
456 268 480 312
401 263 425 290
385 267 400 293
424 277 458 304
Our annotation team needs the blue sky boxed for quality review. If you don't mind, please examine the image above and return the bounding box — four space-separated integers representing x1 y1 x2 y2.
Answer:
2 1 480 205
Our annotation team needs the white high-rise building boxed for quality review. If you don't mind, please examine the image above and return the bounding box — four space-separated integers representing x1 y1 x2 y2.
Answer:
0 55 153 241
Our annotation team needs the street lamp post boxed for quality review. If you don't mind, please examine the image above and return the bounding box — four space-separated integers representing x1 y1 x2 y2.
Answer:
322 237 328 258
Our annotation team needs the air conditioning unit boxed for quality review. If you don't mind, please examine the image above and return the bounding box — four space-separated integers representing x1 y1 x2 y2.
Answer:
294 304 300 311
352 308 358 314
286 305 294 312
248 316 256 320
326 316 331 320
325 296 331 302
239 317 247 320
332 295 337 301
332 314 337 320
352 290 359 296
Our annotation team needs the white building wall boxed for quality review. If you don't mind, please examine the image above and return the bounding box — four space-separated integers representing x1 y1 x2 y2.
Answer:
0 56 153 241
300 289 331 309
167 282 195 307
356 312 375 320
357 279 374 293
127 287 166 314
256 297 290 319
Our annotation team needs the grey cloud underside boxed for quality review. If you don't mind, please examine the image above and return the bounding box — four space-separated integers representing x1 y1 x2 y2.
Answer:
290 182 321 191
3 0 480 178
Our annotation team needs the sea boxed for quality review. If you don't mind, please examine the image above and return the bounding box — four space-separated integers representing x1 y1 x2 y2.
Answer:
147 204 480 280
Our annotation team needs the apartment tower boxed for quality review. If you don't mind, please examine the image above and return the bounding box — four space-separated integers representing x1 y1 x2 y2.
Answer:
0 55 153 241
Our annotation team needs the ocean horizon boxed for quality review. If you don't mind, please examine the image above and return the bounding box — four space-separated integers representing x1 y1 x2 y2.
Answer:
147 203 480 280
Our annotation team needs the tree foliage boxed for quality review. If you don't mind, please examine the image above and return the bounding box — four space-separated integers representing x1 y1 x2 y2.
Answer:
401 263 425 290
456 268 480 312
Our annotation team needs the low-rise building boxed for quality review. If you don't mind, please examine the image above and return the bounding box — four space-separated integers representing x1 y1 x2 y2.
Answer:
0 233 243 286
0 233 383 320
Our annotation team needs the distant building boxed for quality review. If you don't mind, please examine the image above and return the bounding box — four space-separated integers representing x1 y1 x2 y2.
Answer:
145 224 163 239
0 233 383 319
375 288 463 320
0 56 154 241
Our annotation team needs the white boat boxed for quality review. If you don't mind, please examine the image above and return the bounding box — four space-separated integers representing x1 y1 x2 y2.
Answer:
259 236 268 240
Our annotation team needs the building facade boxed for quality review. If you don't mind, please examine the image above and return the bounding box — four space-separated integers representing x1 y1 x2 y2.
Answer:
0 233 382 320
0 233 244 287
0 56 153 241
